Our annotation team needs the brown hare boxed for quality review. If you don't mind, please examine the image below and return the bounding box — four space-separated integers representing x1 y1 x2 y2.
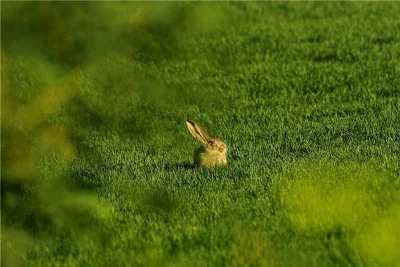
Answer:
186 120 227 167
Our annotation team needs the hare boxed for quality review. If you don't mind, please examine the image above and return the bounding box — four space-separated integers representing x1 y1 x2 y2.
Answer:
186 120 227 167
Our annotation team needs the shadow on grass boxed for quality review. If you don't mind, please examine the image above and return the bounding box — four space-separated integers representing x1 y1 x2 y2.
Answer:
164 162 196 171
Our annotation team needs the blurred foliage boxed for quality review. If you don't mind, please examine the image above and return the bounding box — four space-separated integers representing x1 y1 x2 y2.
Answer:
278 159 400 266
1 2 230 266
279 160 398 233
352 204 400 266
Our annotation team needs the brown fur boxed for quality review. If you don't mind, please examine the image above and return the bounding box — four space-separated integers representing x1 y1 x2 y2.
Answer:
186 120 227 167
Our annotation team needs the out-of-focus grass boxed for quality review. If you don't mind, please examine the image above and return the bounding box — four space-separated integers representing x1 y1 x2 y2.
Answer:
1 2 400 266
280 160 398 233
353 204 400 267
232 231 277 267
279 159 400 265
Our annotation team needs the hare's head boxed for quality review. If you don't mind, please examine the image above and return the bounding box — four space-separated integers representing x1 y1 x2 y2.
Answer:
186 120 227 167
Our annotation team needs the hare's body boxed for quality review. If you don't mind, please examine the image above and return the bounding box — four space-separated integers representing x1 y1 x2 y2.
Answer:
186 120 227 167
194 141 227 167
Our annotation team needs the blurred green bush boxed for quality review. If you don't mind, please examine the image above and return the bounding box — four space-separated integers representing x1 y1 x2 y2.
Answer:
1 2 229 265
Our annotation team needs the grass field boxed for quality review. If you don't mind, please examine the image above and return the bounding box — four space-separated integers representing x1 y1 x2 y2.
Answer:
2 2 400 266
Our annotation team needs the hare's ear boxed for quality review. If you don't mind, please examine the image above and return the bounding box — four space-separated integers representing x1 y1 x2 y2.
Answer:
186 120 211 145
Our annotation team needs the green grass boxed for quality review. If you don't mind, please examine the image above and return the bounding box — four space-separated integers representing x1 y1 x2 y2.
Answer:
2 2 400 266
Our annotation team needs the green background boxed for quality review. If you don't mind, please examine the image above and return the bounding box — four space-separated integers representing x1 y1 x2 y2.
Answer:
2 2 400 266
